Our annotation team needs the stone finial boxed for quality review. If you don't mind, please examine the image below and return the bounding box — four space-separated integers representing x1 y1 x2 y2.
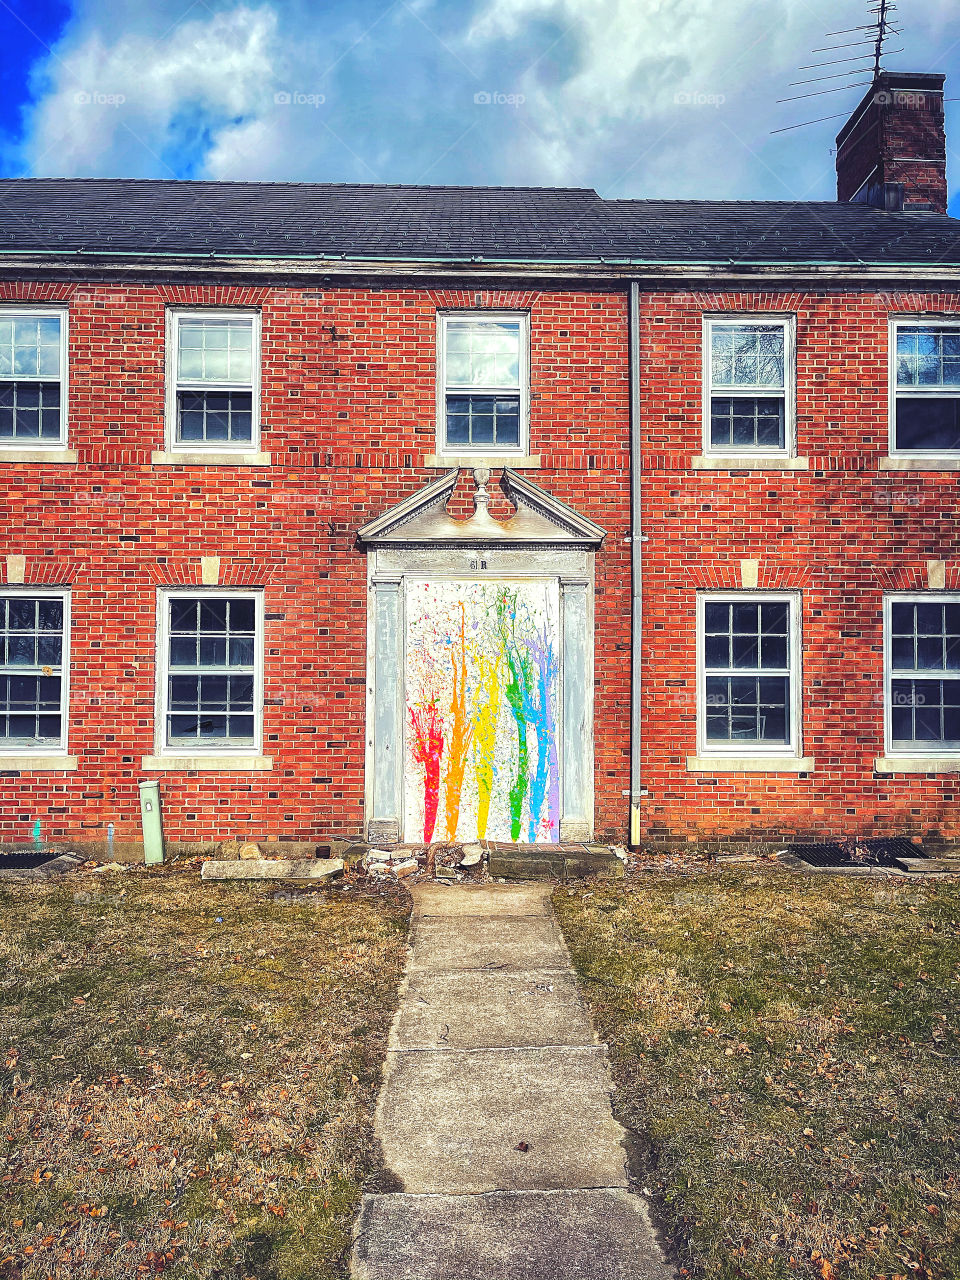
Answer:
473 467 491 516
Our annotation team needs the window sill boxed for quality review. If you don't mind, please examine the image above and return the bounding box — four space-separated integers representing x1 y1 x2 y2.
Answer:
687 754 815 773
151 450 271 467
0 754 78 771
0 447 78 464
142 754 273 771
874 754 960 774
879 456 960 471
424 453 540 469
691 455 809 471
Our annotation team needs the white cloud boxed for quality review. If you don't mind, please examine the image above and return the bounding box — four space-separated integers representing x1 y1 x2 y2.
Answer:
463 0 960 200
24 6 282 177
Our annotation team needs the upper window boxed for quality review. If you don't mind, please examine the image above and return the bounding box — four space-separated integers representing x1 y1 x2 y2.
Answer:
439 313 527 454
0 591 69 752
699 594 800 754
891 320 960 453
705 317 792 455
0 309 67 447
167 311 259 450
158 591 262 753
886 596 960 752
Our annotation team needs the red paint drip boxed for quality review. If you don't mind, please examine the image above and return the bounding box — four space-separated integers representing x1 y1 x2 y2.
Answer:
410 701 444 843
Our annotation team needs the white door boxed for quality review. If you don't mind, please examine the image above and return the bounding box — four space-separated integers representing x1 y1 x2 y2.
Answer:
402 576 561 845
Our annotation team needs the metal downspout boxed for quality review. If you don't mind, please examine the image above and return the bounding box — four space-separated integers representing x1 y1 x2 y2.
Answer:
629 281 644 847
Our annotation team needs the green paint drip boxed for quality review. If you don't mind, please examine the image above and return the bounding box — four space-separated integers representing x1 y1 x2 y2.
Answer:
497 591 530 842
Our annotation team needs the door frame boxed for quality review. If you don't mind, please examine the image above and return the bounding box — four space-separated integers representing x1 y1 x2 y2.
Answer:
364 545 595 845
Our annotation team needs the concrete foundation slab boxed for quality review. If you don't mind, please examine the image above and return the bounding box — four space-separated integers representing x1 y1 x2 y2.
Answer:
200 858 344 881
413 882 553 917
392 969 595 1050
353 1189 673 1280
407 915 568 973
375 1045 628 1193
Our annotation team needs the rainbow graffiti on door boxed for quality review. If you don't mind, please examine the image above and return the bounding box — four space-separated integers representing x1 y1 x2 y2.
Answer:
404 577 561 845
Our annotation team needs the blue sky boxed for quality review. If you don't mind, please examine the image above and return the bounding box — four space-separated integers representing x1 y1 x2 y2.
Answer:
1 0 958 210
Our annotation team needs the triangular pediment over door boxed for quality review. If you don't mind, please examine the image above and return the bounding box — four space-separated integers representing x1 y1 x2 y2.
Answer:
360 469 604 848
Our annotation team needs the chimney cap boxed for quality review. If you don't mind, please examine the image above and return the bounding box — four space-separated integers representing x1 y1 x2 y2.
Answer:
835 71 946 150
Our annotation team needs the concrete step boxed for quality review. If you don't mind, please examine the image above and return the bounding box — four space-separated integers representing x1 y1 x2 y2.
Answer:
895 856 960 874
488 844 623 882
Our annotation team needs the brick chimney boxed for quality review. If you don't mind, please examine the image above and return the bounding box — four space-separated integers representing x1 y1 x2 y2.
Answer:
835 71 947 214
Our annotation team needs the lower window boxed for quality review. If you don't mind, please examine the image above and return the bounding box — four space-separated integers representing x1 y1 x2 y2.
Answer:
0 591 68 750
699 593 799 753
159 591 261 751
887 596 960 751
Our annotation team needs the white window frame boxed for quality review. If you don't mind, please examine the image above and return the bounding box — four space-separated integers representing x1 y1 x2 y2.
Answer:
883 592 960 756
165 309 261 455
436 310 529 458
702 314 795 458
888 316 960 459
154 588 264 758
0 306 69 450
696 590 803 758
0 587 71 757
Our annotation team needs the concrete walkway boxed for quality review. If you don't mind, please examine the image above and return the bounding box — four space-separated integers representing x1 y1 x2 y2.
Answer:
351 883 674 1280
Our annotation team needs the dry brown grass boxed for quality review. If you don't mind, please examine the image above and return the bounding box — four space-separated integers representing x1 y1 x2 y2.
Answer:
0 864 409 1279
555 868 960 1280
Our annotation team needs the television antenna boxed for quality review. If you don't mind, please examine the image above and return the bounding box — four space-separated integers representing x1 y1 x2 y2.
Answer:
771 0 902 134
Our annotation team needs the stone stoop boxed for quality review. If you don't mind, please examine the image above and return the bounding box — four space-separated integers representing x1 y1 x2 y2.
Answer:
487 843 624 882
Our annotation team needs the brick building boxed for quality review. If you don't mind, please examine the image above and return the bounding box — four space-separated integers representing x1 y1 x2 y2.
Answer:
1 70 960 855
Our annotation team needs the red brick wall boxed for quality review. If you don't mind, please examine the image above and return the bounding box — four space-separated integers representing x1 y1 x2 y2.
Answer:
0 280 631 850
836 82 947 212
639 288 960 849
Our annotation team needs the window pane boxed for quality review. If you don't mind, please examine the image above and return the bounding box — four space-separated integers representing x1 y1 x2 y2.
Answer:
896 326 960 389
177 317 254 385
704 633 729 667
0 382 61 440
444 320 521 390
0 596 64 746
895 397 960 451
0 315 61 380
712 325 784 389
710 397 785 450
704 602 730 633
165 595 257 747
444 393 521 449
229 599 255 631
702 599 793 746
176 390 253 444
199 600 228 632
732 603 759 634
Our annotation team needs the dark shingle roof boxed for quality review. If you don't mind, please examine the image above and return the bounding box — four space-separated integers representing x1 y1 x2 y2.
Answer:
0 177 958 266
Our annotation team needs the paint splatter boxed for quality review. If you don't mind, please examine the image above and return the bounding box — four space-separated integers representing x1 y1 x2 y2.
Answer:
472 650 501 840
522 620 560 842
443 602 473 841
409 699 444 843
405 579 560 845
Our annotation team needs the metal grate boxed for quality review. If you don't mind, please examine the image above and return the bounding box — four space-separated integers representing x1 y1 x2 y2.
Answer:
0 846 59 870
787 838 926 869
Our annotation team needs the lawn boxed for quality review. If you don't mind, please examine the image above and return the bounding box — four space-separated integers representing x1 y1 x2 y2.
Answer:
555 868 960 1280
0 866 409 1280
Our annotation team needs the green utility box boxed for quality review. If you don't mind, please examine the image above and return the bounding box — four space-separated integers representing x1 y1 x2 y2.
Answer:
138 779 165 865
